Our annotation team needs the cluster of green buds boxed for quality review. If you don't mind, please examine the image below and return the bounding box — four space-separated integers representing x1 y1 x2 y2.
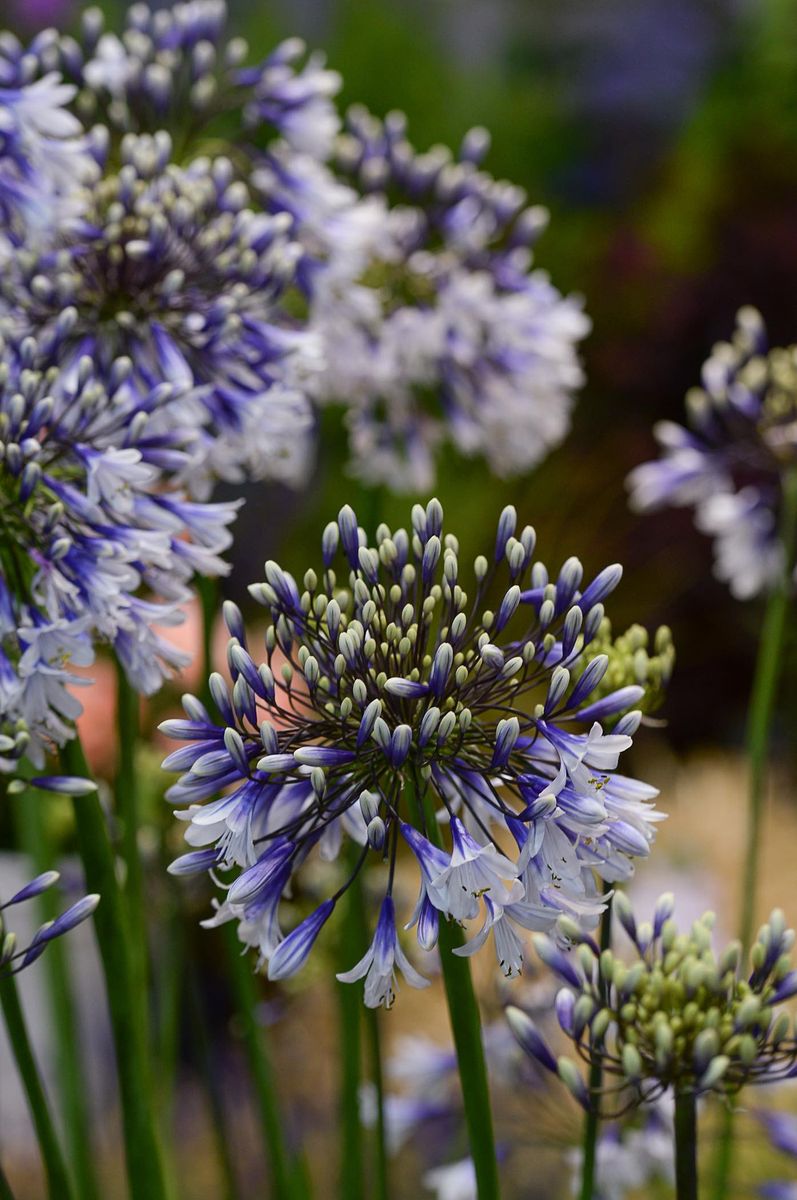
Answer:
507 895 797 1113
577 619 675 717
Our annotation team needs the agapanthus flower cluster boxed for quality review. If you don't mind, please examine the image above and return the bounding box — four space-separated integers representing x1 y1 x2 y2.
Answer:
628 307 797 599
307 108 590 491
0 322 238 768
1 1 589 497
507 895 797 1111
0 72 96 251
1 870 99 976
1 130 314 495
41 1 342 159
163 499 663 1006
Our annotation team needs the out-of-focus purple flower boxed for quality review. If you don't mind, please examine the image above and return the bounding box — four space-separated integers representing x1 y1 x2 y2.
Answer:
0 72 95 248
0 322 238 770
303 108 589 491
628 308 797 599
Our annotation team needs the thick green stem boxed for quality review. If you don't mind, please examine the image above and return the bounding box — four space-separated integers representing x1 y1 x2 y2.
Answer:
114 659 149 1040
418 789 500 1200
194 581 300 1196
674 1092 698 1200
337 876 365 1200
364 1005 389 1200
713 467 797 1200
342 851 389 1200
579 891 613 1200
13 796 100 1200
60 736 168 1200
186 966 240 1200
0 973 74 1200
738 466 797 952
156 894 185 1138
222 924 296 1200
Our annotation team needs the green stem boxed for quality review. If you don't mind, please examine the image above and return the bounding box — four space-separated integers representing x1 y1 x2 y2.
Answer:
0 973 75 1200
60 736 168 1200
418 788 501 1200
364 1005 389 1200
713 467 797 1199
114 658 149 1041
739 466 797 952
674 1092 698 1200
156 894 185 1139
194 582 301 1197
186 966 240 1200
579 891 613 1200
13 795 100 1200
343 851 389 1200
222 924 296 1200
337 877 365 1200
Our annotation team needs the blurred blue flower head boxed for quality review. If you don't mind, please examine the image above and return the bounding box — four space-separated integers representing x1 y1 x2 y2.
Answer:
629 308 797 599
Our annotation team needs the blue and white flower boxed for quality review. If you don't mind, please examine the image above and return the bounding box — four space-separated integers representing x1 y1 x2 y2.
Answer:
305 108 590 490
163 500 662 1000
0 73 96 247
628 308 797 599
0 324 237 769
2 132 314 496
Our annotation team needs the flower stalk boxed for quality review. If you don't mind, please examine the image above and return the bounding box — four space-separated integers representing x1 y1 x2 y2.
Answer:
337 870 366 1200
417 782 501 1200
0 971 74 1200
60 736 169 1200
578 891 613 1200
115 660 150 1044
714 466 797 1200
13 793 99 1200
195 577 302 1200
221 923 298 1200
739 466 797 953
674 1092 698 1200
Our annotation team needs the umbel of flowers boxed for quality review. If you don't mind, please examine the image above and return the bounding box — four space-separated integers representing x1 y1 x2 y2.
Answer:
0 322 238 773
310 107 591 491
628 307 797 599
507 895 797 1107
2 130 314 495
1 0 589 496
163 499 665 1007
